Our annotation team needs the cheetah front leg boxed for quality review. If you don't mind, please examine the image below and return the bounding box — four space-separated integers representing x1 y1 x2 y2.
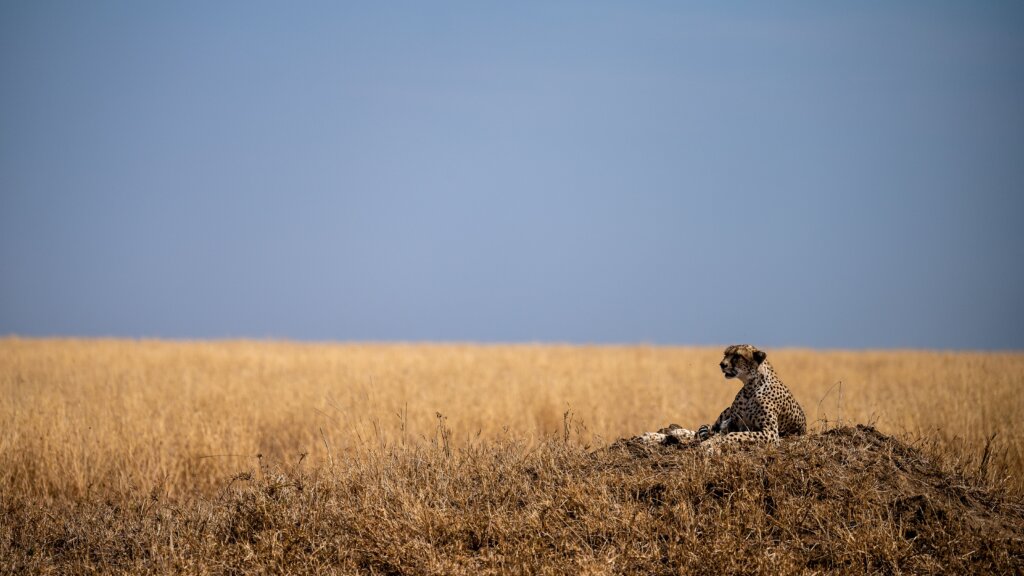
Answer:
698 406 736 441
701 413 781 453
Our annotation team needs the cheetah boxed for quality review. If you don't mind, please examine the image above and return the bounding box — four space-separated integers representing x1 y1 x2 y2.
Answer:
696 344 806 452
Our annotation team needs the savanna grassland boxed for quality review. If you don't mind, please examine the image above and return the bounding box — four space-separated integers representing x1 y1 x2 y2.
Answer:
2 338 1023 574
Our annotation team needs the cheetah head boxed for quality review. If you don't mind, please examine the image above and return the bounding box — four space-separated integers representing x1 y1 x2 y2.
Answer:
720 344 767 381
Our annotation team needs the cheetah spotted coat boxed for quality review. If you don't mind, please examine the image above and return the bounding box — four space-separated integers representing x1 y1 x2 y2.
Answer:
702 344 806 451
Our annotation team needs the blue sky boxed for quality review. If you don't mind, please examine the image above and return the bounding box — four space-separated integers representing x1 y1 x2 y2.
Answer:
1 2 1022 349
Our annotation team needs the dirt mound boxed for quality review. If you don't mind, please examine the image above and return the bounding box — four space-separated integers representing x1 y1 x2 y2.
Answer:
604 424 1024 572
4 425 1023 575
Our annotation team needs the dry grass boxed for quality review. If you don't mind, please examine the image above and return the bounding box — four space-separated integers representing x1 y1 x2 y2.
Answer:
1 338 1023 574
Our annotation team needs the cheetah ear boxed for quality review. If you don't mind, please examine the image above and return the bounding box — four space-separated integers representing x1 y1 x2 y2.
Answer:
753 350 767 364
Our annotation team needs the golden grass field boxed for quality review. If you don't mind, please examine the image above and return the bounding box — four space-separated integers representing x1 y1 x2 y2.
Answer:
2 338 1023 574
2 338 1023 498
